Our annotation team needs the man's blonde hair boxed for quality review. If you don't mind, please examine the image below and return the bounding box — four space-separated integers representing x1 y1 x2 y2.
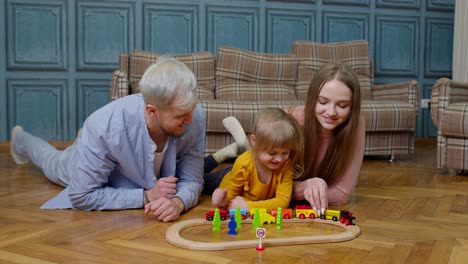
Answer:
139 57 197 109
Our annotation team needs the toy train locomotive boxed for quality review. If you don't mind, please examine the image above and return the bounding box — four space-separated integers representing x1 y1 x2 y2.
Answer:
205 205 356 226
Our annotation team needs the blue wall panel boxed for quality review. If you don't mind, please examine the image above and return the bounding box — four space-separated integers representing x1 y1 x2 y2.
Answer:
1 1 6 140
7 0 67 70
77 1 134 70
427 0 455 11
376 0 420 9
422 83 438 137
266 9 315 53
425 17 453 77
376 15 419 77
144 4 198 53
323 12 368 42
207 6 259 53
7 79 68 140
323 0 369 6
77 79 110 126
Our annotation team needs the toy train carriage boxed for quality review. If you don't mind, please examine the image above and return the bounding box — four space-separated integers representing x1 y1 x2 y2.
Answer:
321 209 356 226
322 209 340 221
250 208 276 224
292 206 356 226
229 208 248 220
294 205 319 219
339 210 356 226
205 209 228 221
204 208 251 221
249 208 266 219
270 208 293 219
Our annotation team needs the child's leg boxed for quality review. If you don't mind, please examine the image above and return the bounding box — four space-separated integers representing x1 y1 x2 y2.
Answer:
222 117 250 152
212 142 238 164
203 143 238 173
11 126 72 187
203 117 250 174
203 166 233 195
204 155 218 173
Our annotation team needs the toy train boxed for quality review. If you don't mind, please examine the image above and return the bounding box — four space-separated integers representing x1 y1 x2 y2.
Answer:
205 205 356 226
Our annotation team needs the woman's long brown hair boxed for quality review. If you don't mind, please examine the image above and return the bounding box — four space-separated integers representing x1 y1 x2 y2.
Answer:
301 62 362 186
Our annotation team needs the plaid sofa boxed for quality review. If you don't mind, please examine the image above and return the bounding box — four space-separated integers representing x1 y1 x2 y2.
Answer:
431 78 468 172
110 41 419 157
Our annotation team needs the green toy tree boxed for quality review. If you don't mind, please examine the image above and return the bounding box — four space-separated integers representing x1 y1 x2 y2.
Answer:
212 208 221 232
235 207 242 231
252 208 262 231
276 207 283 230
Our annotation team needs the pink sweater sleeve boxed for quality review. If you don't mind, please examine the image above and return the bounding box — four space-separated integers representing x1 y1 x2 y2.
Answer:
328 116 365 205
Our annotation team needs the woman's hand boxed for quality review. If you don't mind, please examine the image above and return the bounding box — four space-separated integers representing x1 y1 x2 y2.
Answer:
303 177 328 216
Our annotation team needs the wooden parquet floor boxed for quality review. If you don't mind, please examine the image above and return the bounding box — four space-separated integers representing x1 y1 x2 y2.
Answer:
1 139 468 263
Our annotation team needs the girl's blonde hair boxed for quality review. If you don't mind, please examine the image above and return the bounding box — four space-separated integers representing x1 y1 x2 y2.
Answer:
250 108 304 179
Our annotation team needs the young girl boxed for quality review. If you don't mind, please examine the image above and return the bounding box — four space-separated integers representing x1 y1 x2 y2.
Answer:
209 108 303 211
204 62 365 216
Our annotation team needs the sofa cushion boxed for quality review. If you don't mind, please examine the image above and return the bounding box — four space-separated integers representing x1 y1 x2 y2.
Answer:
199 99 303 133
128 50 216 99
441 103 468 138
361 100 416 131
215 46 298 100
292 40 372 100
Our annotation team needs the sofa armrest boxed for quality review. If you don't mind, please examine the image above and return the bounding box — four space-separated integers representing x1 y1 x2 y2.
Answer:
431 78 468 127
447 80 468 104
372 80 420 115
110 70 130 101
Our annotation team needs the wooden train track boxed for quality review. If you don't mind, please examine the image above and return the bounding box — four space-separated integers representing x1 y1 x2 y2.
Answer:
166 218 360 251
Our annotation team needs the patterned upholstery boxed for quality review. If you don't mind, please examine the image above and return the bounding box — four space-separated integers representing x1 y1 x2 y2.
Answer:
114 50 216 98
203 47 303 153
109 41 419 156
215 46 298 100
292 40 372 100
110 69 129 100
431 78 468 171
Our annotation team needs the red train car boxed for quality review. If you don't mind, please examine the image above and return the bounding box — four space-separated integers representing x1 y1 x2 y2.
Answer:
205 209 228 221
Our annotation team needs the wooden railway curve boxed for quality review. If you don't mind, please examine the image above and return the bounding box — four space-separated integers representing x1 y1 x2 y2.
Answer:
166 218 360 251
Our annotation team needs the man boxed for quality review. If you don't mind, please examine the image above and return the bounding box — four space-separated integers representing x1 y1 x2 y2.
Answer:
10 57 206 222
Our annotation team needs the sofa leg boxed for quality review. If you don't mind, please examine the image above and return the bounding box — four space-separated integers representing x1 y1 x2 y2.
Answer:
390 154 395 163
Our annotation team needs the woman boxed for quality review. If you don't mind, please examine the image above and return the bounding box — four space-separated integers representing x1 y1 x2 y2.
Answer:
286 62 365 216
204 62 365 216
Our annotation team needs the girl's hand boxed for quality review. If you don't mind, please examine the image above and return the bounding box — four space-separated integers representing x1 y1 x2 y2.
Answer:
303 177 328 216
228 196 248 211
212 188 228 208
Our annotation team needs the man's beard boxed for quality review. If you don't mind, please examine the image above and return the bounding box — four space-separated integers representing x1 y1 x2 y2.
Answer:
161 125 186 138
